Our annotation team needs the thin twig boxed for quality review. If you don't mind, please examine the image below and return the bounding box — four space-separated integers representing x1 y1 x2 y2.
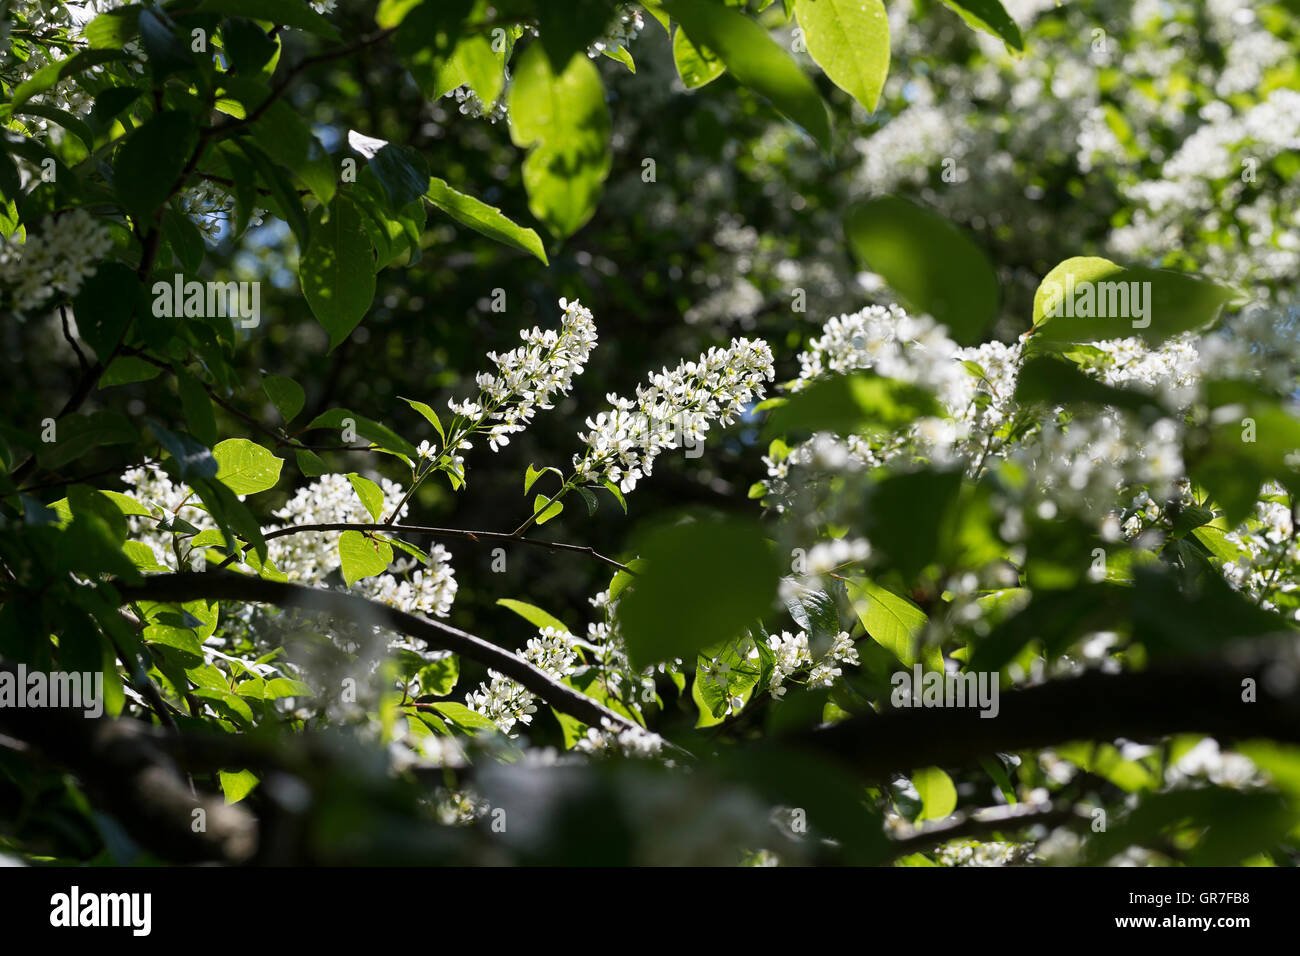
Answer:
213 522 635 574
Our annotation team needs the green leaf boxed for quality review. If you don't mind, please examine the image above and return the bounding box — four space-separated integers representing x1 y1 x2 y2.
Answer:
496 598 570 634
305 409 418 461
35 411 137 471
251 101 336 205
162 206 206 273
176 367 218 447
845 196 999 345
431 701 497 732
143 623 204 661
113 111 199 222
603 45 636 73
101 356 162 387
192 475 269 562
847 578 938 669
147 420 217 480
794 0 890 111
223 17 280 75
533 0 619 69
672 25 726 88
524 463 547 496
532 494 564 526
237 140 311 247
762 372 941 441
300 195 377 350
196 0 341 40
98 490 152 519
213 438 283 495
507 43 611 238
862 467 965 583
1014 356 1169 417
73 261 136 361
662 0 831 150
424 176 549 264
338 530 393 586
367 143 430 210
400 396 446 443
784 586 840 648
193 688 255 726
262 374 306 423
941 0 1023 52
912 766 957 821
140 7 198 80
264 677 313 698
602 480 627 514
375 0 425 28
416 655 459 696
12 105 95 153
617 516 781 668
219 769 259 804
85 8 141 50
348 473 385 522
1030 256 1231 349
434 34 506 102
608 559 646 602
296 448 328 477
576 486 599 516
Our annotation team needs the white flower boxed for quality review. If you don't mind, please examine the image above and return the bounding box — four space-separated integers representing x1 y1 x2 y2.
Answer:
448 298 598 453
573 337 775 493
1 210 113 317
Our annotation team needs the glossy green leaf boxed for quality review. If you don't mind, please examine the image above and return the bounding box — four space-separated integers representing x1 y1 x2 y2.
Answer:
663 0 831 150
846 196 999 345
507 43 611 238
617 516 781 668
338 530 393 586
425 176 549 264
300 195 377 350
794 0 890 111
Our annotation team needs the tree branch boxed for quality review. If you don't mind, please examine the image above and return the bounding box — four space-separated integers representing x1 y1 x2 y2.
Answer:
887 800 1086 857
113 572 640 732
0 665 256 864
209 28 397 138
792 645 1300 782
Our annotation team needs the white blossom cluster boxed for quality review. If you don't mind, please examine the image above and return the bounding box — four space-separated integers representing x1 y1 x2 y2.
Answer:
464 626 579 735
573 717 664 759
1112 90 1300 296
573 336 775 493
268 474 459 625
449 85 508 123
120 467 459 656
1219 487 1300 611
448 298 598 453
765 630 810 699
175 182 265 241
587 5 644 60
2 2 139 125
763 305 1021 507
465 588 676 752
0 210 114 317
763 629 858 700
